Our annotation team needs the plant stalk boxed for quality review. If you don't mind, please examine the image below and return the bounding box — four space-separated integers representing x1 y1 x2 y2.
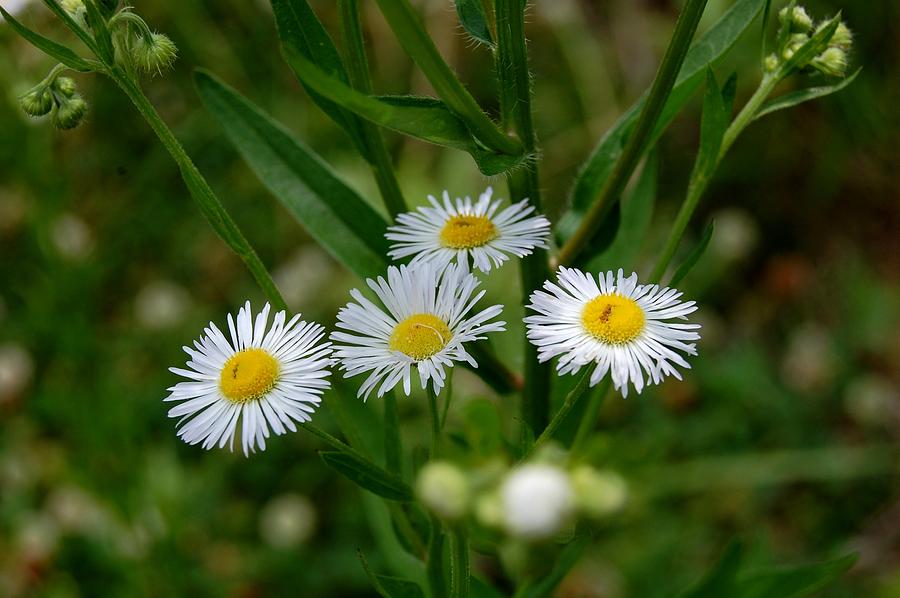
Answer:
110 69 287 310
556 0 709 266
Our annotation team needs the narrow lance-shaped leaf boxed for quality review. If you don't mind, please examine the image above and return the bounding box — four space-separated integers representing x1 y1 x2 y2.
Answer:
736 553 857 598
455 0 493 46
40 0 101 57
321 451 414 501
83 0 114 64
754 68 861 120
269 0 372 160
692 68 729 181
358 550 427 598
678 541 744 598
195 70 391 280
0 6 96 72
281 48 525 175
560 0 767 240
668 220 714 287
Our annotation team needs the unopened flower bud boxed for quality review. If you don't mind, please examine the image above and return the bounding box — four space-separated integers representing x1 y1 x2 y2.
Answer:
20 88 54 117
416 461 469 520
132 33 178 75
570 466 628 519
54 77 77 98
764 53 779 73
779 6 813 32
812 47 848 77
501 464 573 540
53 95 88 130
829 22 853 50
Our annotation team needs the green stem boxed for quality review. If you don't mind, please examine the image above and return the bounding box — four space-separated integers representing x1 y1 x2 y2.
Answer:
556 0 709 266
373 0 521 157
338 0 408 218
526 369 592 458
384 392 402 476
495 0 552 434
427 515 446 598
570 379 611 455
427 385 442 459
449 527 470 598
109 69 287 310
649 72 782 282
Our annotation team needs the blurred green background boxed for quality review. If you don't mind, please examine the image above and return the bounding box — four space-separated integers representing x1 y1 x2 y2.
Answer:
1 0 899 595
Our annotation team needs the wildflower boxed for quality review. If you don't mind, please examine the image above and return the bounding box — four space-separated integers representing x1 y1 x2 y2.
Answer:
778 6 813 32
165 302 332 456
331 262 504 399
19 88 54 117
386 187 551 273
812 47 848 78
52 95 88 130
131 32 178 75
502 464 573 540
525 268 700 397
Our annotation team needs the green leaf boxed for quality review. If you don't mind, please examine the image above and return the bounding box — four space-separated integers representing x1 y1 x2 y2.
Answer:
518 535 590 598
737 553 857 598
754 68 861 120
269 0 371 160
455 0 493 46
561 0 766 240
678 541 744 598
0 6 96 72
39 0 101 56
281 48 525 175
584 152 657 272
321 451 413 501
359 550 427 598
668 220 714 287
83 0 114 64
692 68 729 182
195 70 392 280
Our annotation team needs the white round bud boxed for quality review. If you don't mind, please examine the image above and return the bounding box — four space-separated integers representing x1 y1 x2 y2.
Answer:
570 466 628 519
501 464 573 540
259 493 316 548
416 461 470 520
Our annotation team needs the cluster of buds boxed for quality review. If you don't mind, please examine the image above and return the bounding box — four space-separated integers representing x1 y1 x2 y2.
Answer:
766 5 853 78
109 10 178 77
415 448 628 542
19 69 88 130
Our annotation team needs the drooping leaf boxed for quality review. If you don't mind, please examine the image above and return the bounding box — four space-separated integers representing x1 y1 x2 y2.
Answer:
281 48 525 175
321 451 414 501
561 0 767 241
737 553 857 598
455 0 493 46
269 0 371 159
754 69 861 120
668 220 714 287
358 549 427 598
195 70 391 280
585 152 658 272
0 6 96 72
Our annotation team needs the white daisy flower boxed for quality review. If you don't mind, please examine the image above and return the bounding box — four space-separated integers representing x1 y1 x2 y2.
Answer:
165 302 332 456
525 268 701 397
386 187 551 273
331 262 505 399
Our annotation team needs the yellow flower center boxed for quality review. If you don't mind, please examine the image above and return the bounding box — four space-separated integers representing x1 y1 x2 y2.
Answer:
581 294 645 344
219 348 280 403
439 214 498 249
389 314 452 360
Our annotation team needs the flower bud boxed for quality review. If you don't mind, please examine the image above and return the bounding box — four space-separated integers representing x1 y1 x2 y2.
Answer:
829 22 853 51
20 88 54 117
54 77 77 98
779 6 813 32
416 461 470 520
570 466 628 519
764 53 779 73
132 33 178 75
812 47 848 78
53 95 88 130
501 464 573 540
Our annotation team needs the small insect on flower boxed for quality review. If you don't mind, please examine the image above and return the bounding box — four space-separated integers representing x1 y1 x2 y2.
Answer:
331 262 505 399
526 268 701 397
165 302 332 456
386 187 551 273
